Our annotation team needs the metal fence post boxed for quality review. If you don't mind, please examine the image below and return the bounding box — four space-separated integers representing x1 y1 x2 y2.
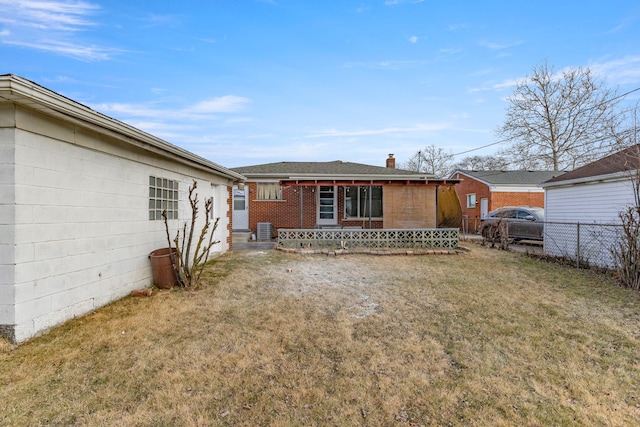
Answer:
576 222 580 268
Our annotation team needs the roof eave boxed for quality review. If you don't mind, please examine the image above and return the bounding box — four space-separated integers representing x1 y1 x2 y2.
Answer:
541 170 633 188
0 74 245 182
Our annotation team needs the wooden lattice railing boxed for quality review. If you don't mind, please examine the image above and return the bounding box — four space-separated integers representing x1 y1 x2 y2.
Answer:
277 228 459 249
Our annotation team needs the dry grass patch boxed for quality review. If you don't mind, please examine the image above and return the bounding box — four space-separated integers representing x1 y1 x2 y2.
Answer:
1 247 640 426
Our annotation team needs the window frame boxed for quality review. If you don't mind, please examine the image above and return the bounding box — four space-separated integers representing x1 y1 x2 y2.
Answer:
149 176 179 220
344 185 383 219
466 193 477 208
255 182 283 201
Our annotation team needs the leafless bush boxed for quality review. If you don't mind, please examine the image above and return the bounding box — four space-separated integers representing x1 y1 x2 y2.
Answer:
163 180 220 290
482 219 510 250
610 206 640 290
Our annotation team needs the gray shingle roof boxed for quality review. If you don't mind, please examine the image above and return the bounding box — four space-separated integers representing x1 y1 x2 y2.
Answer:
544 144 640 184
454 170 564 185
232 161 431 178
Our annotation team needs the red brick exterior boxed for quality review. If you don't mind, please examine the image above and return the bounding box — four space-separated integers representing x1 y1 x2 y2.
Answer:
245 183 385 239
452 173 545 232
492 192 544 208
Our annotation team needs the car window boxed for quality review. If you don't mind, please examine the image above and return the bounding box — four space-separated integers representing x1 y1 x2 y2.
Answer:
501 210 517 219
517 210 531 219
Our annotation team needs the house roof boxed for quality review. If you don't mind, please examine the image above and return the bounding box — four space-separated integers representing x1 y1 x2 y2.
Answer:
0 74 245 182
232 161 459 185
542 144 640 186
452 170 564 186
233 160 422 176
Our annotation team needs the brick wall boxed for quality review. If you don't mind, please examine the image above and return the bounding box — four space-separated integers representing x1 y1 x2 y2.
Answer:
492 191 544 209
453 173 490 231
453 173 545 232
246 184 387 237
247 183 315 238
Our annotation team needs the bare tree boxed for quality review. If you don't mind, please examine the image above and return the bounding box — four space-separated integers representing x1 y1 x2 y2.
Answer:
400 144 454 178
452 154 510 171
497 60 623 171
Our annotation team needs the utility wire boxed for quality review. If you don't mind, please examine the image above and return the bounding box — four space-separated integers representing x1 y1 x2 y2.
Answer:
451 86 640 158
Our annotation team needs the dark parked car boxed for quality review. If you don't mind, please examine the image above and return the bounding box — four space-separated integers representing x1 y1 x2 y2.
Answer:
479 206 545 241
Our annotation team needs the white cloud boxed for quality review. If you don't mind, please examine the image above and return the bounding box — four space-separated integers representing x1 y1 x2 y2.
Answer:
385 0 425 5
468 56 640 96
344 59 427 70
477 40 523 50
0 0 121 61
93 95 252 124
0 0 100 31
187 96 252 113
409 35 418 43
589 55 640 85
305 123 450 138
3 38 119 61
448 23 469 32
467 78 520 94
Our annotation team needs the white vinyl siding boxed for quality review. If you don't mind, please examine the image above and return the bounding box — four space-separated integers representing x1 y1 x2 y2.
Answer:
543 178 636 268
544 179 636 224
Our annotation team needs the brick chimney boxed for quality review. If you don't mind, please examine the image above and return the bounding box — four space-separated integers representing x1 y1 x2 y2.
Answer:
386 153 396 169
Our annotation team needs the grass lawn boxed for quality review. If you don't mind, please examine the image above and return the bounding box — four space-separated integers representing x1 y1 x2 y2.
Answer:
1 246 640 426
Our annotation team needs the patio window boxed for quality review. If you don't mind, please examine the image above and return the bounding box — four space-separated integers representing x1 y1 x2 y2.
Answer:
466 193 476 208
344 186 383 218
256 183 282 200
149 176 178 220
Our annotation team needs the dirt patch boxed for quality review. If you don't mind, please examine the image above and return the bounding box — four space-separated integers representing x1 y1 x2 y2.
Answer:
238 250 440 319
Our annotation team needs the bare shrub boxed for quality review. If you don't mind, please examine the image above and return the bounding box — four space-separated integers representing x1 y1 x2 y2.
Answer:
482 219 509 250
611 206 640 290
162 180 220 289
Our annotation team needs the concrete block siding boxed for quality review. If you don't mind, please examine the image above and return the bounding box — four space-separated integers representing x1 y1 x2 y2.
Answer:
1 103 233 343
0 128 16 336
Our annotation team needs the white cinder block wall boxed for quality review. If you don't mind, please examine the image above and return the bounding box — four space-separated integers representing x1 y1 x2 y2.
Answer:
2 103 234 343
0 128 17 340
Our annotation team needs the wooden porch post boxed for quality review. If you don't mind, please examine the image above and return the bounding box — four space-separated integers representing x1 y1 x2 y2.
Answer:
368 184 373 228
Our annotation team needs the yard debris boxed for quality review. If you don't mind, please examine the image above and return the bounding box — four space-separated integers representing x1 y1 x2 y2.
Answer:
130 288 153 297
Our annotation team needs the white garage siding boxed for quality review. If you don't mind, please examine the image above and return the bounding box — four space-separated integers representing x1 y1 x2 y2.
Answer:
544 179 635 223
543 178 634 268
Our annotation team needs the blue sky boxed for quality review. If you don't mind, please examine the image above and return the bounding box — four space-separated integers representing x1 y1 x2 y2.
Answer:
2 0 640 168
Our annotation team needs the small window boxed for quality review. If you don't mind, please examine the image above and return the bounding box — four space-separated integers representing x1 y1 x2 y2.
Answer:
149 176 178 220
466 193 476 208
256 183 282 200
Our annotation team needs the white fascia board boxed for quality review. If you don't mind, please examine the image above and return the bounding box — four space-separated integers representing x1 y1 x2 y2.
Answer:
243 173 431 181
490 185 544 192
0 75 245 182
540 171 632 189
451 170 493 187
286 174 431 181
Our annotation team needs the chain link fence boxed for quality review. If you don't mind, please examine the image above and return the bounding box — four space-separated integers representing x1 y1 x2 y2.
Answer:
542 221 623 269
